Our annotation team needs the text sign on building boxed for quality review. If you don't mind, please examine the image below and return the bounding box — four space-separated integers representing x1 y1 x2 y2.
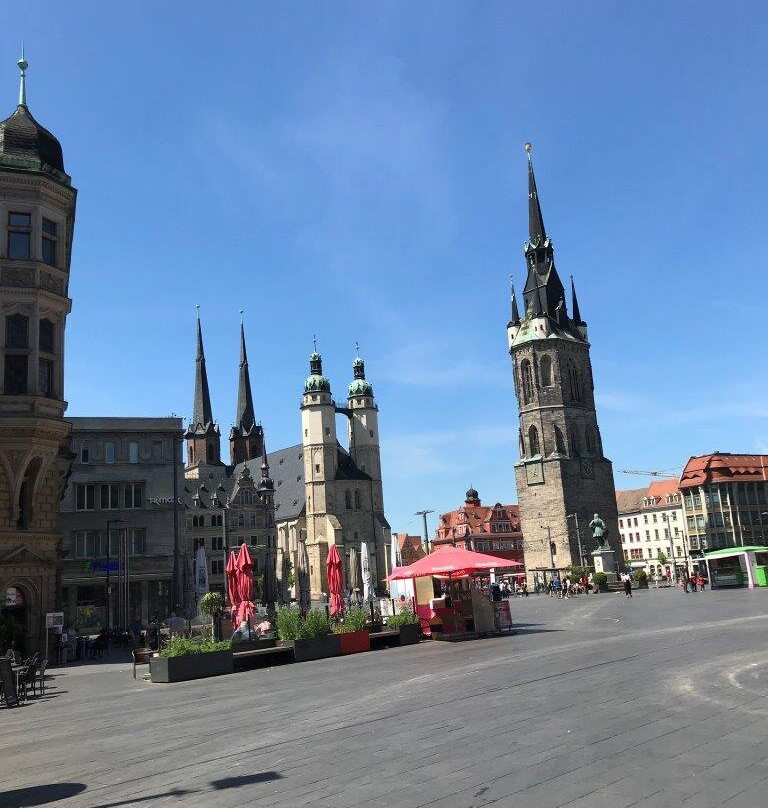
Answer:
46 612 64 629
147 496 185 506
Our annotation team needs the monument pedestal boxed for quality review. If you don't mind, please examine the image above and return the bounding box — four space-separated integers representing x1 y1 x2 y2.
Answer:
592 547 618 581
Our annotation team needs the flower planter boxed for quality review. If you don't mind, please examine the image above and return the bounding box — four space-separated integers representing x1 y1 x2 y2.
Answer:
150 649 234 683
231 637 277 653
397 624 421 646
285 635 341 663
337 630 371 655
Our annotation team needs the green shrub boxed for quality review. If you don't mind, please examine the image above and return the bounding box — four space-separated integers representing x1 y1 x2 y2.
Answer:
386 608 419 628
633 569 647 582
199 592 224 617
592 572 608 588
276 606 303 641
333 606 369 634
299 608 332 639
159 636 230 658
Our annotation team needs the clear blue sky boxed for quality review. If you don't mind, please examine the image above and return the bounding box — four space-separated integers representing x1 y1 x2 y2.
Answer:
6 2 768 536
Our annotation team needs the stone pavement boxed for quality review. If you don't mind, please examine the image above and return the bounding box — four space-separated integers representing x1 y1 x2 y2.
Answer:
3 587 768 808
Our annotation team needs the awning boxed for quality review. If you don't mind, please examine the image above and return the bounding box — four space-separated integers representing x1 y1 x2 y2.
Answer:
387 545 523 581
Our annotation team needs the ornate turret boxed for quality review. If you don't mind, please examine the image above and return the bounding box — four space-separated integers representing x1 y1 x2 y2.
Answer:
304 349 331 393
257 439 274 494
230 313 263 464
348 348 373 397
185 307 221 469
465 486 480 506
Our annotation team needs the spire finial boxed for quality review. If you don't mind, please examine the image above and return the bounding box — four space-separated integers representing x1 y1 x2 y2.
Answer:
195 303 200 321
239 308 244 325
313 334 318 353
524 141 532 162
17 45 28 107
355 340 360 357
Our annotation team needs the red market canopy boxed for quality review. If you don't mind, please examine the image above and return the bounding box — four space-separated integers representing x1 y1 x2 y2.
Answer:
388 546 523 581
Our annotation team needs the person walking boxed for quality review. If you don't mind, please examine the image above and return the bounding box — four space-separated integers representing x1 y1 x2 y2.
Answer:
689 573 698 593
621 572 633 598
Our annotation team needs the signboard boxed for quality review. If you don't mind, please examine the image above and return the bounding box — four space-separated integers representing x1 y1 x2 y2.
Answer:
5 586 24 607
148 496 185 506
82 561 118 573
46 612 64 629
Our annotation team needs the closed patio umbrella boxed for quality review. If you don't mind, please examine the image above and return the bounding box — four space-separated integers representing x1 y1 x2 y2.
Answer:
327 544 344 617
360 542 372 602
297 539 311 612
226 549 240 621
348 546 361 600
235 543 255 625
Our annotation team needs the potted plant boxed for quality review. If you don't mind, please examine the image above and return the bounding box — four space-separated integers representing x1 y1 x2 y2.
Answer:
199 592 225 641
592 571 608 592
149 636 233 683
633 569 649 589
386 608 421 645
276 607 341 662
333 606 371 654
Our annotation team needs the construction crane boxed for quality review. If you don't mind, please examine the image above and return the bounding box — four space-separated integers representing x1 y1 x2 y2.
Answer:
619 469 679 478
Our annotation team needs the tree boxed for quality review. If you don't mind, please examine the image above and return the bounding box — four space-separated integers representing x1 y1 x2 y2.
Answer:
199 592 224 642
656 550 668 566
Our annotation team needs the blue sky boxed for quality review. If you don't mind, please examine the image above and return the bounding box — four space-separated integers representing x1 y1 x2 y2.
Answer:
6 2 768 537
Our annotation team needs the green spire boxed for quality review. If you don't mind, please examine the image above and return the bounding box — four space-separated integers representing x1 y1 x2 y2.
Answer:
17 45 27 107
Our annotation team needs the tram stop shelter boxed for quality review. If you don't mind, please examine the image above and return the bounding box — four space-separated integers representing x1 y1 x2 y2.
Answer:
702 546 768 589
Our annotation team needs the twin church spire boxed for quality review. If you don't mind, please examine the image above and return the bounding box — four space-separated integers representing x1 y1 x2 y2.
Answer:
186 310 263 469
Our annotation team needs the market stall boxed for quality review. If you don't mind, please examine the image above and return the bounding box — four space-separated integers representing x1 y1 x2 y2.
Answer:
388 546 523 640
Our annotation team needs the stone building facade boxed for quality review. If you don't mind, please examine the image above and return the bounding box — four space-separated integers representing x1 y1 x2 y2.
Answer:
508 146 621 579
58 418 185 631
0 58 76 653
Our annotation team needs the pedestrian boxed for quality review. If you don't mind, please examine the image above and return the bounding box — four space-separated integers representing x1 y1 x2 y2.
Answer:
552 576 562 599
682 572 689 593
621 572 633 598
689 573 698 593
698 574 706 591
563 577 571 599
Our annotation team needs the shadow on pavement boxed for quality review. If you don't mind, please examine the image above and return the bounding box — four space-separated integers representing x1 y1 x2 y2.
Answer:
0 782 86 807
211 772 282 789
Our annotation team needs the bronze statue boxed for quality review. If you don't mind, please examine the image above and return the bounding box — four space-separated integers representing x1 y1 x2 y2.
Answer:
589 513 608 550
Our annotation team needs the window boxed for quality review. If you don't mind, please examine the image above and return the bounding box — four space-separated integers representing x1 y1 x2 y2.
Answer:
567 359 581 402
100 483 119 510
191 515 204 528
4 354 27 395
314 464 320 474
619 519 624 528
369 430 374 438
345 490 352 509
75 530 99 558
41 218 57 266
238 513 245 528
105 442 116 463
6 314 28 348
664 528 669 539
128 528 146 555
240 490 253 505
528 425 540 456
211 514 223 527
654 529 659 539
652 514 657 523
211 559 224 575
75 484 95 511
643 514 648 524
80 443 90 464
521 359 534 404
211 536 223 551
325 427 330 436
569 429 580 457
124 483 142 509
129 442 139 463
7 212 31 259
633 518 638 527
540 355 552 386
554 425 566 455
354 490 361 509
38 358 54 397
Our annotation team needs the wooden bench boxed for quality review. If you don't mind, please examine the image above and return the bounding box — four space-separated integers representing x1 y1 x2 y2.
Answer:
232 646 293 668
132 648 154 679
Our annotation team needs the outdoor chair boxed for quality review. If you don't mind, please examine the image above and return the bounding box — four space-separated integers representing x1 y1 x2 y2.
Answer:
0 657 19 708
35 660 48 697
18 662 39 701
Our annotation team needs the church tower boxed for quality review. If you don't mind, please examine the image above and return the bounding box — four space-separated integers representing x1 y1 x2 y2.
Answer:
229 316 263 465
185 309 222 477
347 351 381 503
0 54 77 651
508 144 620 575
300 348 337 595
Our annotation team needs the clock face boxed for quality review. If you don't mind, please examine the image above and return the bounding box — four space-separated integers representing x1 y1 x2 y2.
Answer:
581 458 595 479
526 461 544 486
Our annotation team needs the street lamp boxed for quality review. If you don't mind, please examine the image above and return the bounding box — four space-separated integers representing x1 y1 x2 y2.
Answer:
105 518 125 633
415 509 434 554
566 513 584 566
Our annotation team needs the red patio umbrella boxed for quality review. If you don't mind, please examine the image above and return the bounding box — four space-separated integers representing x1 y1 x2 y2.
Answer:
235 543 255 625
226 549 240 621
326 544 344 617
388 545 523 581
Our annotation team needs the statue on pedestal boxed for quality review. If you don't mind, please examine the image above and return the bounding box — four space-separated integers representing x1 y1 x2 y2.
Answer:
589 513 608 550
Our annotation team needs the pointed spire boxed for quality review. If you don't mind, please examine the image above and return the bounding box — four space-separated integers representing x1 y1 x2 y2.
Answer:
17 46 28 107
570 276 583 324
258 435 274 491
193 305 213 427
525 142 546 245
235 313 256 432
510 277 520 324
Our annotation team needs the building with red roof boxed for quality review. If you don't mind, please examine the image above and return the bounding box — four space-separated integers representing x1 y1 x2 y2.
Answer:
433 488 525 569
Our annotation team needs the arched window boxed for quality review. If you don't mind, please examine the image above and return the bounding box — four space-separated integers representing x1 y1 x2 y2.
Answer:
567 360 581 402
521 359 534 404
540 355 552 387
207 444 215 463
585 427 595 454
354 490 361 509
17 457 42 528
554 425 566 455
570 428 581 457
528 425 540 457
240 490 253 505
345 490 352 509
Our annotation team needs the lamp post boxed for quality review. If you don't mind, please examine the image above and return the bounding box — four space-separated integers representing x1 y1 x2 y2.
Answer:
415 509 434 555
566 513 583 567
105 518 125 633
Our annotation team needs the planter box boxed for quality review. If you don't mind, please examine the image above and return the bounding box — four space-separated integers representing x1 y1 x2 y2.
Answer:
231 637 277 653
397 624 421 646
286 635 341 662
150 649 234 683
337 630 371 655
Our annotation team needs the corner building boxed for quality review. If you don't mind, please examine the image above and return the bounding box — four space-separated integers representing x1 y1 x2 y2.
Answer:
508 148 621 577
0 59 76 653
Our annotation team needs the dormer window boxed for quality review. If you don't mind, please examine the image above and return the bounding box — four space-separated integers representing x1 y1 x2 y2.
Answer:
8 212 31 259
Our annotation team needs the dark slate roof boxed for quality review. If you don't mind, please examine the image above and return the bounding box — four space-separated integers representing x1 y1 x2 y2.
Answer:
0 104 64 173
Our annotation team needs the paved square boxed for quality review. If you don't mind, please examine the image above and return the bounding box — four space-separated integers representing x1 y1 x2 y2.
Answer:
3 588 768 808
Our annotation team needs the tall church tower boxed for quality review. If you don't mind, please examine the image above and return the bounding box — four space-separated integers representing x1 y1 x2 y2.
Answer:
508 145 620 575
229 316 263 464
185 309 222 477
0 55 77 651
301 349 337 594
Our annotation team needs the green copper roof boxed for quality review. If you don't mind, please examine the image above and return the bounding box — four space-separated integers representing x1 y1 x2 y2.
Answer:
348 378 373 396
304 374 330 393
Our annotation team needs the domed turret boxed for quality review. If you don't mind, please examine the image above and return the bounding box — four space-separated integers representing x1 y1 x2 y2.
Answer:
0 54 66 176
304 350 331 393
465 487 480 505
348 351 373 397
